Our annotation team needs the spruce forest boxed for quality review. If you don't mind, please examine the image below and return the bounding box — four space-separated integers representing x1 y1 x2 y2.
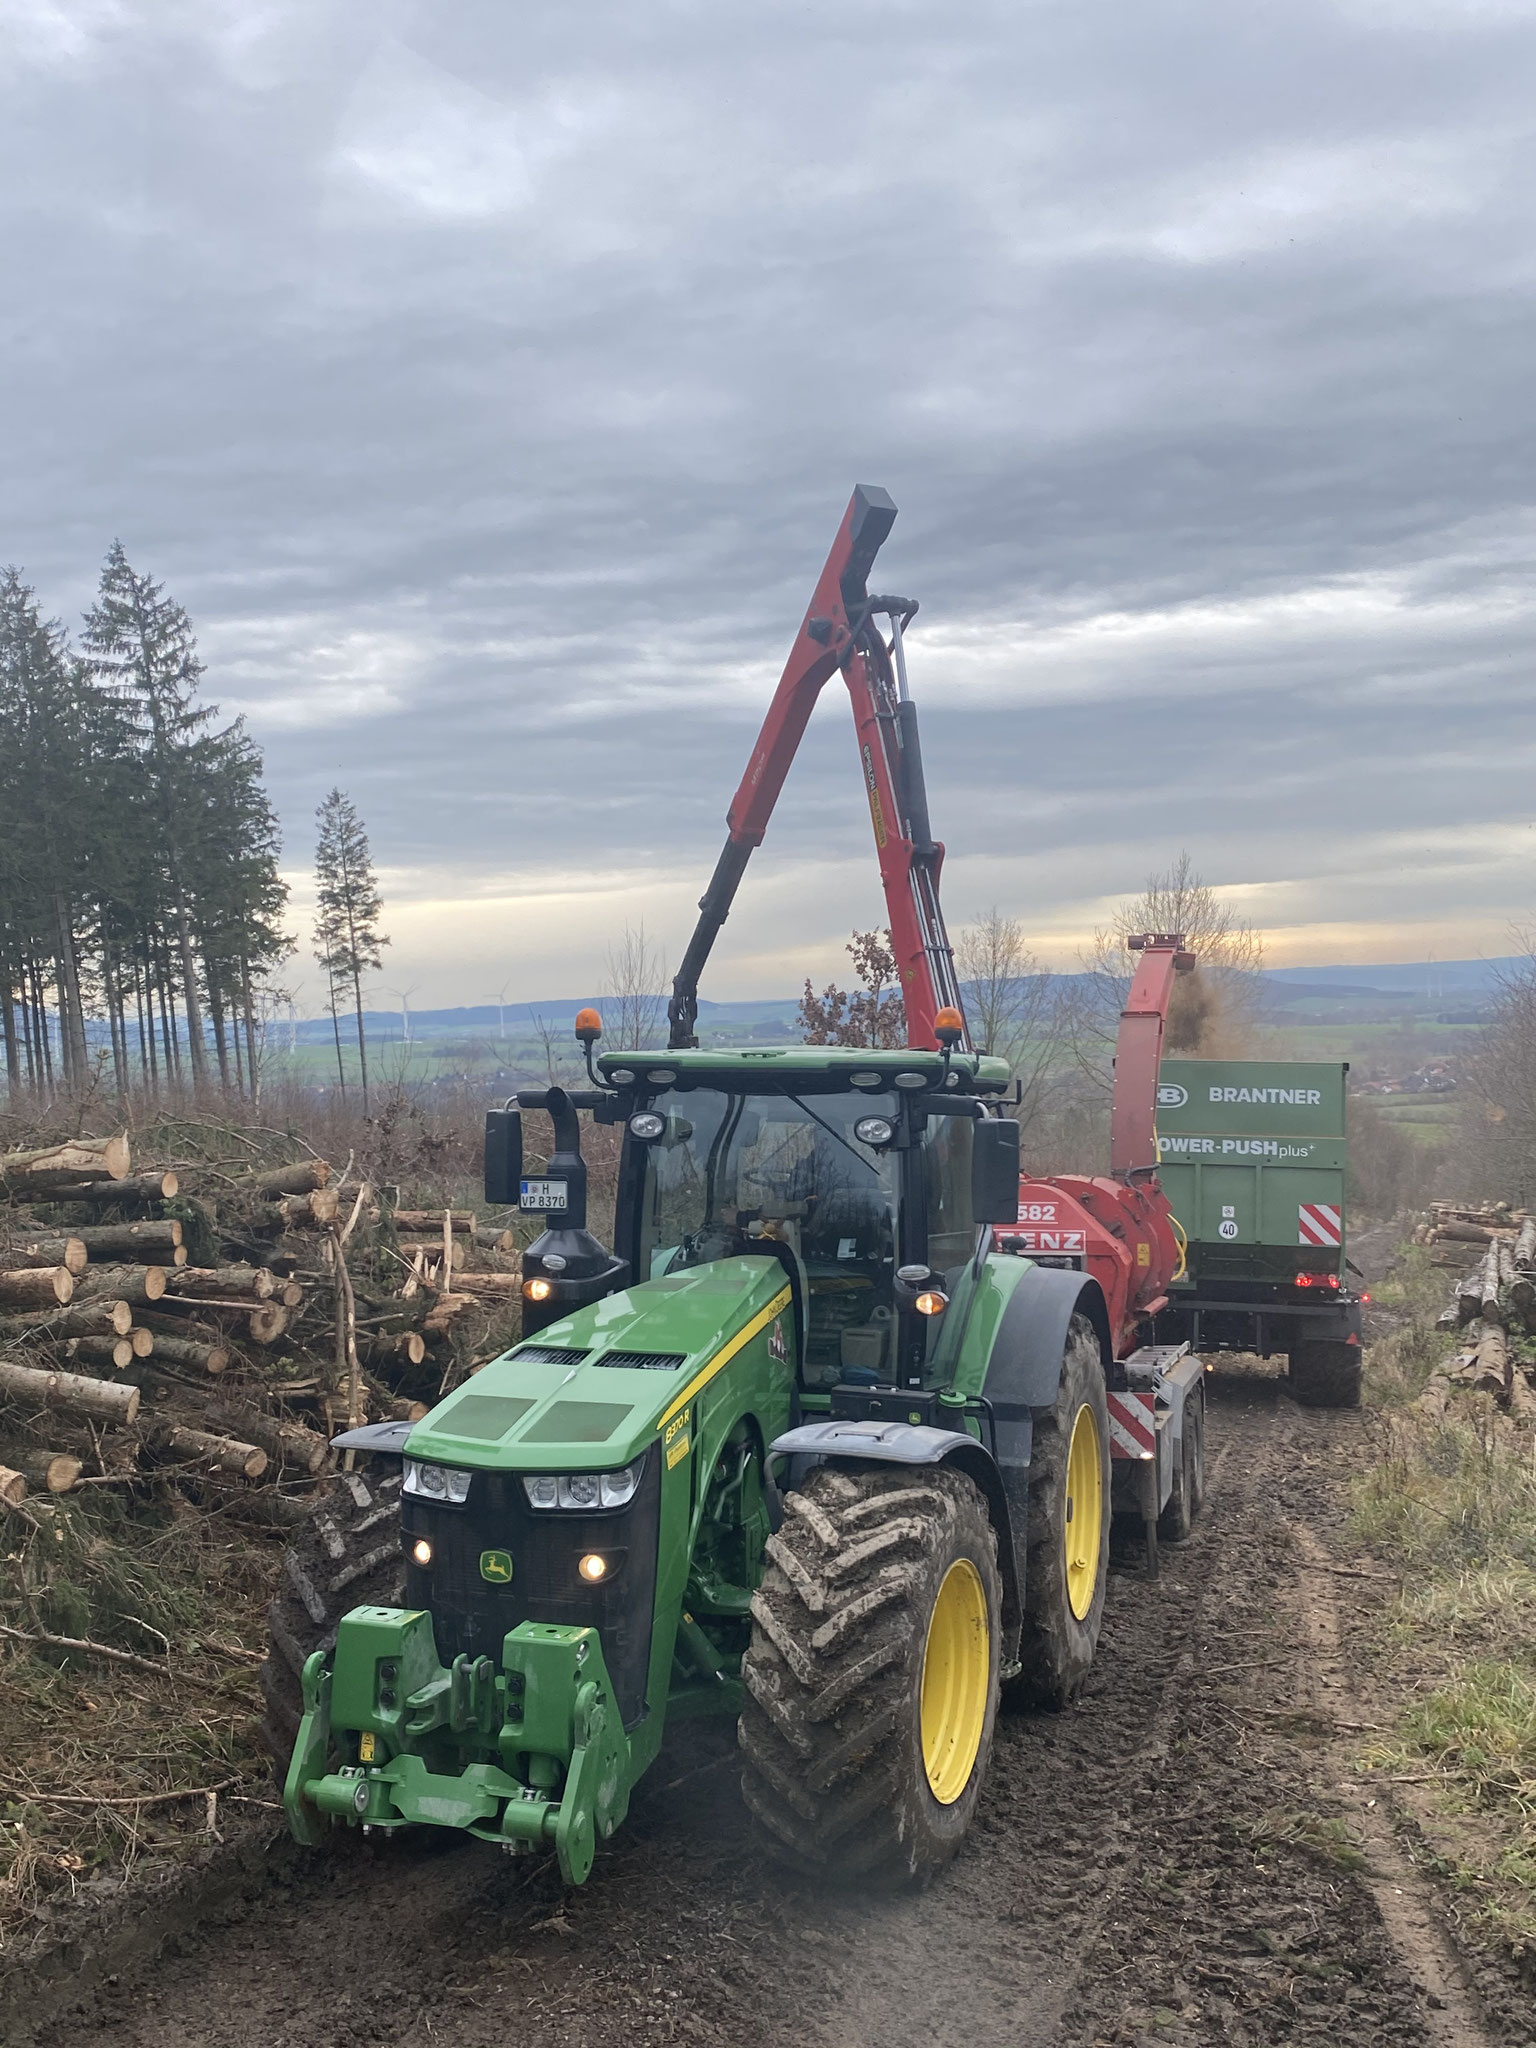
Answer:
0 547 288 1100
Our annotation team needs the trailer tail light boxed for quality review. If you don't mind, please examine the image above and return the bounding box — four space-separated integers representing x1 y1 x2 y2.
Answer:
1295 1272 1340 1290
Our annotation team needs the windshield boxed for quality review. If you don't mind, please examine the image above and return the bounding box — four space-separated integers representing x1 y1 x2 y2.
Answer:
636 1090 899 1388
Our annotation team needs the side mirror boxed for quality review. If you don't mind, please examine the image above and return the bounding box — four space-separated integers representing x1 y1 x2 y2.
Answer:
971 1118 1020 1225
484 1108 523 1206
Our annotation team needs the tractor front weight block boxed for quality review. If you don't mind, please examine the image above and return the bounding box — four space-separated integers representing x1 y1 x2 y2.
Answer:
283 1605 632 1886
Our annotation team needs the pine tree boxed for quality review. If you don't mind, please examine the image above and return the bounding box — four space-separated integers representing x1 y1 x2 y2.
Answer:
0 548 290 1106
82 542 217 1091
0 570 100 1091
313 790 387 1111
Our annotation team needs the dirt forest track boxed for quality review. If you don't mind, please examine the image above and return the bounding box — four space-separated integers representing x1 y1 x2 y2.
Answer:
20 1364 1533 2048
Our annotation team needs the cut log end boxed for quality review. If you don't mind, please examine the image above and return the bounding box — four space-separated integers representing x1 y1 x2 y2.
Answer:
0 1267 76 1307
247 1305 290 1346
160 1425 267 1480
0 1134 130 1191
11 1450 82 1494
0 1357 141 1426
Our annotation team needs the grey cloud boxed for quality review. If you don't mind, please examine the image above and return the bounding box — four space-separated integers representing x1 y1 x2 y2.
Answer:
2 0 1534 991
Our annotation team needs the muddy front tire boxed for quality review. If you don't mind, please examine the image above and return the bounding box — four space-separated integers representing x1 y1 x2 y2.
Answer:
1289 1341 1362 1410
1010 1314 1111 1709
260 1465 404 1765
739 1463 1001 1888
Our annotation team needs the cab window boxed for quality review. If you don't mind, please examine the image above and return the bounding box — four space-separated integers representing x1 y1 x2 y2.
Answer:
924 1113 974 1273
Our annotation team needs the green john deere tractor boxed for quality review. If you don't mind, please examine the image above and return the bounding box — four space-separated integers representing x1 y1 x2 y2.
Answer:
265 1035 1115 1886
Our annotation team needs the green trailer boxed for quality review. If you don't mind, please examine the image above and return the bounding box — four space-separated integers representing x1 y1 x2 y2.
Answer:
1151 1058 1363 1406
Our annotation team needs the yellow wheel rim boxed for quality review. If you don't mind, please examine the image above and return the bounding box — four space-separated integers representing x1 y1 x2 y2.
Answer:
920 1558 990 1804
1065 1403 1104 1621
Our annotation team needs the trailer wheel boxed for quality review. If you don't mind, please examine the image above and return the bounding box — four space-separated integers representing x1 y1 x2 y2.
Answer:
738 1462 1001 1887
1009 1314 1111 1709
1289 1341 1363 1410
1158 1387 1204 1543
259 1465 404 1765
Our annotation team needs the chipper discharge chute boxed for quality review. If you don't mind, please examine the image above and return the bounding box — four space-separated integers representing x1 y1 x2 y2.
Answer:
265 486 1170 1885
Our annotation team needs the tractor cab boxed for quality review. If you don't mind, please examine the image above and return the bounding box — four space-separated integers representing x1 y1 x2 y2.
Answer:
604 1048 1014 1391
486 1042 1018 1389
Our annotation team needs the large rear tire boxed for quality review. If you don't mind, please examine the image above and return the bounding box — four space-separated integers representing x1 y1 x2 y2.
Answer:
1289 1341 1362 1410
260 1465 404 1765
739 1463 1001 1887
1010 1315 1111 1708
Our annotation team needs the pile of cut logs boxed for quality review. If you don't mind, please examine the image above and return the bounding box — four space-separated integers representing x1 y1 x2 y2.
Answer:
1414 1201 1520 1265
0 1135 523 1517
1419 1205 1536 1429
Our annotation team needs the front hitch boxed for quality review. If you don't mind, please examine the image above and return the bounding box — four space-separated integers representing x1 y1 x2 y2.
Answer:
284 1611 632 1886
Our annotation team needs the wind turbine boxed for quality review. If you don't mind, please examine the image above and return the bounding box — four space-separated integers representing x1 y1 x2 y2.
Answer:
487 977 514 1043
384 984 420 1046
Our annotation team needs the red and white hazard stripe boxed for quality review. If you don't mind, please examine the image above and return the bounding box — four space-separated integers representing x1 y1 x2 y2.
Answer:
1298 1202 1342 1248
1106 1391 1156 1461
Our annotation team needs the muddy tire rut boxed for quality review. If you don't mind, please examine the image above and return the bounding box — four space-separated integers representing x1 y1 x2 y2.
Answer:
15 1367 1530 2048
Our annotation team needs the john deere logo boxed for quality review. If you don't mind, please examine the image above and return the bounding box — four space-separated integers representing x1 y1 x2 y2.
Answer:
479 1549 514 1584
1157 1083 1189 1108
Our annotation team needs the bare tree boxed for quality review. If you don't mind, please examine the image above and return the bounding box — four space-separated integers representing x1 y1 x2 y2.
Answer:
529 1009 579 1086
798 929 907 1047
953 907 1063 1131
603 923 668 1049
1456 939 1536 1205
1066 852 1266 1086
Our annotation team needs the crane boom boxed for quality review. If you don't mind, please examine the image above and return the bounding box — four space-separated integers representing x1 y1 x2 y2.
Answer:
666 485 968 1052
1108 934 1198 1179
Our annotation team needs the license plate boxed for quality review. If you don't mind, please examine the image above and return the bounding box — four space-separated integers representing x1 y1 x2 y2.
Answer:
520 1178 569 1211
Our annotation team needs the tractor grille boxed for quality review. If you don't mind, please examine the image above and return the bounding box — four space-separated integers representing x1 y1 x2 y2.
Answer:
401 1444 661 1729
511 1345 591 1364
596 1351 688 1371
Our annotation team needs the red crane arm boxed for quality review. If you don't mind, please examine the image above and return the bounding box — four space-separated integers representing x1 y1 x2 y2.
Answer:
667 486 967 1052
1108 934 1198 1178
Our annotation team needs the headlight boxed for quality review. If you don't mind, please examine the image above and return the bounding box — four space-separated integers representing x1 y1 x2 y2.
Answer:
522 1459 644 1511
403 1459 472 1502
628 1111 665 1140
853 1115 894 1146
600 1463 642 1507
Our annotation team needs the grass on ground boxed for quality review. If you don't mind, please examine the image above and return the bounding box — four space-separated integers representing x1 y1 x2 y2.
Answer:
1353 1244 1536 1964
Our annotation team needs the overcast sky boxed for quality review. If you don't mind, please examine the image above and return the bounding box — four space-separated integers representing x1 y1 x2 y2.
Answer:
4 0 1535 1010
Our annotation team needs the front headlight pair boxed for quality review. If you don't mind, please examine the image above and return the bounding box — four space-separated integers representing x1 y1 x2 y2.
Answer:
403 1458 471 1503
402 1456 643 1510
522 1459 643 1511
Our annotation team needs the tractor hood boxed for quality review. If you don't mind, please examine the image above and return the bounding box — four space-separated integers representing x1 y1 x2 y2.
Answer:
404 1256 791 1472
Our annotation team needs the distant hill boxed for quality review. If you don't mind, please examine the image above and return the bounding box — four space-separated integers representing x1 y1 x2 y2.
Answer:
289 958 1514 1040
1264 958 1517 996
